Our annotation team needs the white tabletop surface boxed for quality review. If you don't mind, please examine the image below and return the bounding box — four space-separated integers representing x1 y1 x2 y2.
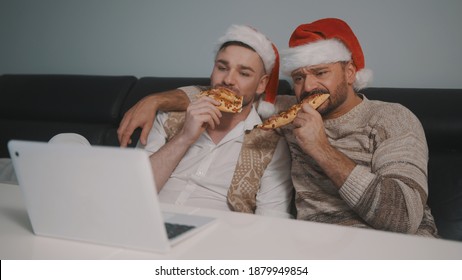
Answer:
1 182 461 260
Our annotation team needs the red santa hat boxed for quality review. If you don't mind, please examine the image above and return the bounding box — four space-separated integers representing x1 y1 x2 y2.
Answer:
281 18 372 90
216 25 279 118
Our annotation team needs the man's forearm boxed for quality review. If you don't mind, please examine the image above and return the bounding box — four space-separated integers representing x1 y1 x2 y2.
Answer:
118 88 193 147
154 89 191 111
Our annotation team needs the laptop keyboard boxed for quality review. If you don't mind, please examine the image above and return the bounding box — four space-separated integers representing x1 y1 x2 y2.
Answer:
164 222 196 239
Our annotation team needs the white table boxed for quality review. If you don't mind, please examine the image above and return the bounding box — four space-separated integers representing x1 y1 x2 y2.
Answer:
1 182 461 260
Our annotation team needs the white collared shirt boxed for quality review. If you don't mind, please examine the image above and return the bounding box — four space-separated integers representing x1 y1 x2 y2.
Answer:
140 106 293 218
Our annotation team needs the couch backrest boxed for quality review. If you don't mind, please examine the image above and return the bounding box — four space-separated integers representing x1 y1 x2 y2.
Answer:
0 74 137 157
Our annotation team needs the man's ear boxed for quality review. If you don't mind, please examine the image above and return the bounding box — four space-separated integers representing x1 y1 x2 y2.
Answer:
345 61 357 85
256 74 269 96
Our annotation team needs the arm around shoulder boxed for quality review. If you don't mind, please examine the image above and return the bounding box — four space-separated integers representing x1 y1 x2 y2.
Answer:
117 88 193 147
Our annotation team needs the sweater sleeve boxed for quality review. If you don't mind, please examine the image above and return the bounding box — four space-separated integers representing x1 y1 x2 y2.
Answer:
339 105 429 234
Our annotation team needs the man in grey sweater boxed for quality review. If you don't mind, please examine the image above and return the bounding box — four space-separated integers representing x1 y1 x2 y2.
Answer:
118 18 438 237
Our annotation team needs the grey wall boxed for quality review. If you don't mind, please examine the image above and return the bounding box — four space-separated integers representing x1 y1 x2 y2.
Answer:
1 0 461 88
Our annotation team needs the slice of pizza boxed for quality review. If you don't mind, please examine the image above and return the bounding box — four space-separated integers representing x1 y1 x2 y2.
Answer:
256 93 330 129
199 87 243 113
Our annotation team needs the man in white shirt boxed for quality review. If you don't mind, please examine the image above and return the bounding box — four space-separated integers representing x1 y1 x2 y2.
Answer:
139 25 293 218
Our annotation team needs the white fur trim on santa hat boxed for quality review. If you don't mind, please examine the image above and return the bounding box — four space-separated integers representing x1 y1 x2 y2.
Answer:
354 68 373 90
257 99 277 119
216 25 275 74
281 39 351 75
281 38 373 90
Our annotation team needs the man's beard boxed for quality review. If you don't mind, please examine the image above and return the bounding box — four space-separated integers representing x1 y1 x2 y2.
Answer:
242 96 255 108
300 78 348 117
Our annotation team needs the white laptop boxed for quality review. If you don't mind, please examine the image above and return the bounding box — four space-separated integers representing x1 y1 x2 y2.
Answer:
7 139 216 253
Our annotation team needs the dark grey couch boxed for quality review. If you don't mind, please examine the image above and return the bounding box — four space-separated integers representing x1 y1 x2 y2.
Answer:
1 74 460 241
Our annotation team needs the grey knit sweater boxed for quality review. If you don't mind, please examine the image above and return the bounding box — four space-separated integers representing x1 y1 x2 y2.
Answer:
280 94 438 237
